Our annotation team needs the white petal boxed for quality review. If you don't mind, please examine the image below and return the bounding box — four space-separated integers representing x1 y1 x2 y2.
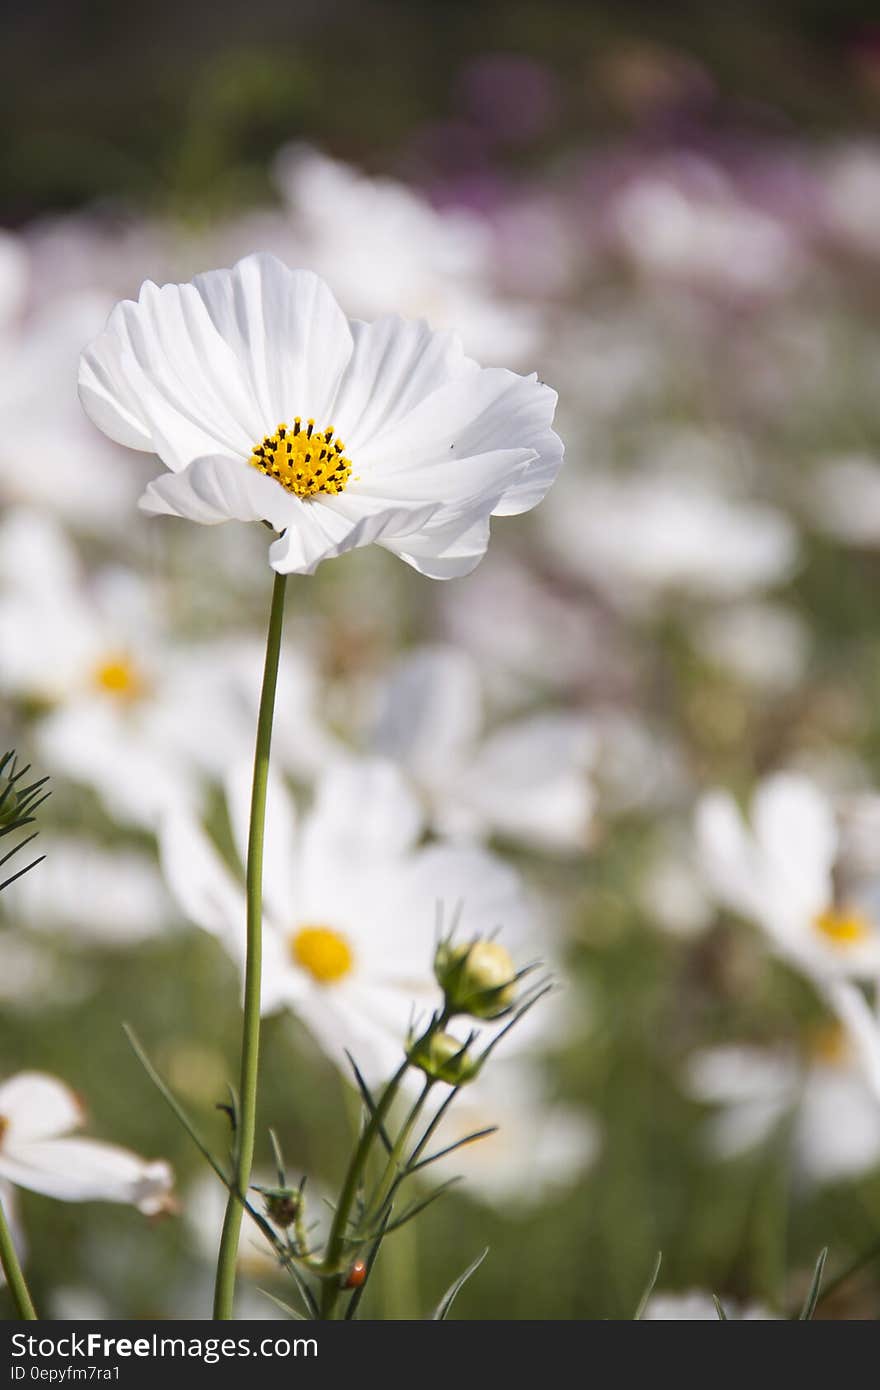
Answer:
371 646 482 783
267 495 439 576
139 454 291 528
751 774 837 918
192 254 353 428
381 514 493 579
0 1073 83 1141
827 981 880 1101
0 1138 173 1212
302 759 423 878
374 841 531 974
333 315 476 452
463 714 596 851
158 808 246 945
357 366 561 517
79 254 354 474
79 284 261 468
795 1068 880 1183
695 790 771 924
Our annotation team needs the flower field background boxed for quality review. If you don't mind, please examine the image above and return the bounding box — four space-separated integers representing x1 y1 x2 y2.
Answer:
3 0 880 1319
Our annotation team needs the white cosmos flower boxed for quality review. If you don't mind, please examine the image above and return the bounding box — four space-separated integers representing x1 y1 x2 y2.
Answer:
695 773 880 983
643 1291 777 1320
544 470 797 612
0 281 149 529
0 1073 173 1213
611 163 799 298
826 981 880 1106
691 601 810 694
78 252 562 578
0 509 258 828
806 453 880 547
159 757 533 1083
270 147 541 365
370 645 596 852
686 1037 880 1185
1 835 170 947
424 1060 598 1210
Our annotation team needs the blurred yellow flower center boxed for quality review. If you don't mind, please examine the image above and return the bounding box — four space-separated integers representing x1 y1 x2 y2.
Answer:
813 907 871 948
249 419 352 499
291 925 353 984
810 1021 850 1066
92 655 146 701
0 1115 7 1145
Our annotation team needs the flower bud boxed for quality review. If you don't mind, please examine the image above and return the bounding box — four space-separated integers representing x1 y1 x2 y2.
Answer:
260 1186 302 1229
434 939 517 1019
408 1030 478 1086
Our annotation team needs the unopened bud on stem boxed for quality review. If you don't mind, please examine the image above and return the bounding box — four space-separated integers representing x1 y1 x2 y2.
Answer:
435 939 517 1019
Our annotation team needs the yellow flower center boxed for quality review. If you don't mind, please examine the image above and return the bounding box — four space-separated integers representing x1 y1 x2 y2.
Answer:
92 655 146 701
249 420 352 499
291 925 353 984
813 907 872 948
810 1021 850 1066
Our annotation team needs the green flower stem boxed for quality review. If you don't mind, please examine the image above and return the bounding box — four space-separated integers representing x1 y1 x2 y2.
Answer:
0 1194 36 1320
364 1076 433 1224
213 569 288 1321
319 1060 409 1320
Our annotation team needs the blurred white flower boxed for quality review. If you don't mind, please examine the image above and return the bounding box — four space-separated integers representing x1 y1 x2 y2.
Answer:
822 144 880 259
0 276 149 528
0 231 28 326
272 147 541 364
644 1289 777 1319
806 453 880 546
1 836 170 946
48 1286 112 1320
639 828 714 938
183 1172 278 1275
371 645 596 852
611 162 800 297
440 555 621 703
425 1060 599 1210
79 252 562 579
686 1036 880 1185
159 757 533 1082
0 935 94 1012
696 773 880 982
544 471 797 612
0 1073 173 1212
826 981 880 1107
691 601 810 693
179 1173 301 1319
0 510 257 827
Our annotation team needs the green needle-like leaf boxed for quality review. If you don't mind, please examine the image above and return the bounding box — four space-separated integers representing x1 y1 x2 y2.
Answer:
432 1247 489 1320
344 1050 393 1154
409 1126 499 1173
257 1288 306 1320
370 1176 461 1238
123 1023 230 1186
633 1251 663 1320
799 1247 828 1320
713 1295 728 1320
